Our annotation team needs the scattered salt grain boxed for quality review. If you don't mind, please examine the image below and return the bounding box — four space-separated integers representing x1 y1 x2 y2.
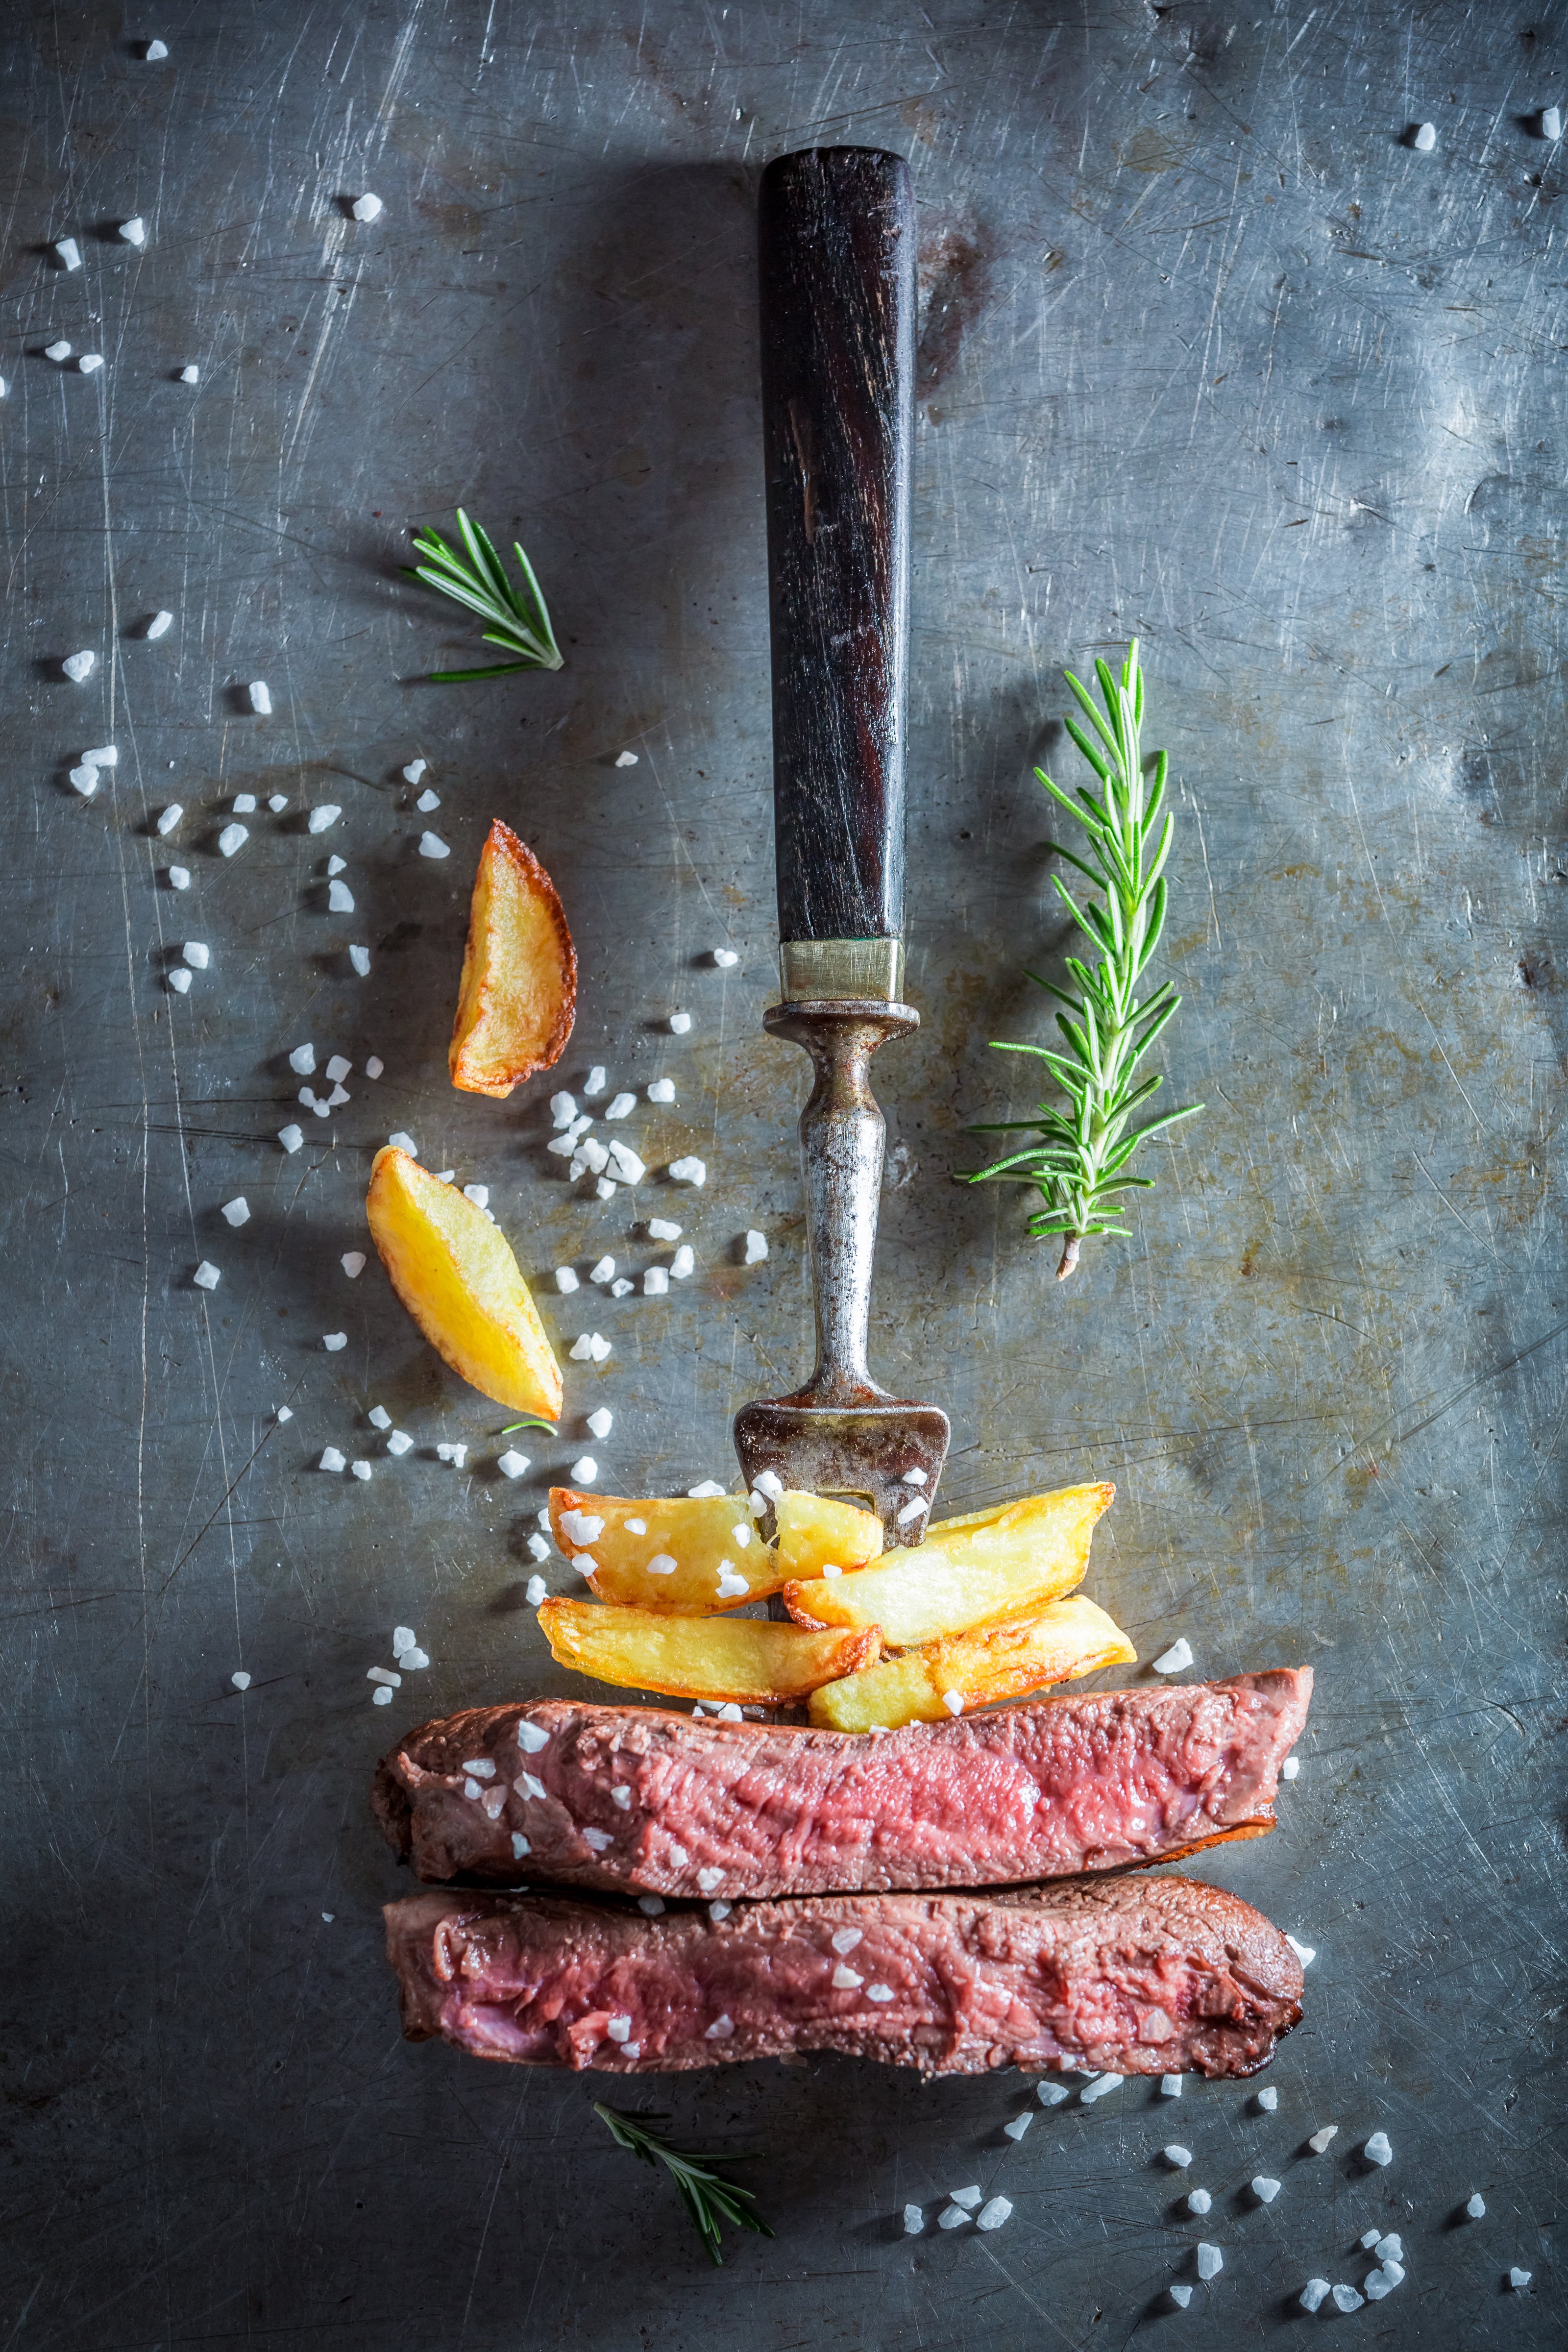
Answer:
1362 2132 1392 2166
744 1229 768 1263
322 1054 351 1083
670 1244 696 1280
417 792 439 813
1195 2245 1222 2282
388 1132 417 1155
1359 2229 1381 2251
83 744 118 768
1466 2192 1486 2219
365 1056 383 1079
221 1196 249 1227
78 353 104 374
168 866 190 889
975 2198 1012 2231
62 650 96 682
275 1406 292 1422
1153 1637 1194 1674
419 832 449 859
1331 2284 1364 2313
351 193 384 222
218 822 248 857
278 1124 303 1153
569 1457 599 1485
351 1460 371 1482
550 1094 578 1129
712 947 738 967
1375 2239 1405 2268
1413 121 1437 151
606 1141 645 1186
1186 2190 1211 2216
525 1572 547 1602
648 1217 683 1242
1255 2086 1278 2111
1037 2081 1071 2106
147 610 174 638
669 1010 692 1034
1281 1755 1300 1780
157 803 184 836
589 1256 615 1285
45 340 73 362
69 766 99 797
1163 2146 1193 2168
614 749 638 766
307 806 342 838
179 365 199 384
637 1893 664 1915
498 1450 528 1479
1287 1936 1316 1967
586 1408 613 1440
54 237 82 270
605 1092 637 1120
119 217 147 246
1003 2112 1033 2141
1251 2177 1280 2204
323 1332 347 1352
320 1447 346 1473
167 967 193 994
1364 2269 1398 2302
1307 2125 1338 2154
752 1469 784 1501
402 760 426 784
940 1690 963 1716
1161 2074 1184 2097
705 2013 734 2040
341 1251 366 1278
328 879 355 912
1169 2284 1193 2310
948 2186 981 2210
289 1043 317 1077
646 1553 676 1576
246 681 271 715
231 1670 250 1690
183 941 210 970
193 1259 220 1289
145 38 169 57
368 1667 401 1688
896 1497 929 1528
1081 2073 1122 2104
688 1479 726 1498
903 2205 924 2234
1543 105 1564 141
937 2206 968 2230
646 1078 675 1103
387 1430 413 1455
1299 2280 1330 2313
582 1067 607 1097
372 1685 392 1704
1508 2268 1532 2290
553 1267 581 1297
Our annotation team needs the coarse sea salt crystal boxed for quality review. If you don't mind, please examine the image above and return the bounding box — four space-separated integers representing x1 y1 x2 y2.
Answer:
1169 2284 1193 2310
221 1196 249 1227
1186 2189 1211 2216
937 2206 968 2231
1163 2145 1192 2168
45 340 73 362
157 803 183 835
320 1446 346 1473
648 1216 682 1242
323 1332 347 1352
705 2013 734 2039
1543 105 1563 140
351 193 383 221
231 1670 250 1690
308 805 341 834
607 1141 645 1185
386 1431 413 1456
743 1229 768 1264
670 1245 696 1281
1299 2280 1330 2314
247 681 271 714
646 1078 675 1103
1307 2125 1338 2153
1003 2112 1032 2142
639 1265 668 1297
498 1449 528 1479
613 749 638 767
54 237 81 270
183 941 210 969
1161 2074 1184 2096
402 759 426 784
569 1457 598 1484
605 1092 636 1120
526 1531 551 1564
193 1259 220 1289
1195 2245 1222 2282
167 967 192 993
388 1132 417 1155
1037 2080 1071 2106
1255 2086 1278 2111
416 791 439 812
372 1684 393 1704
586 1407 613 1440
218 822 248 857
940 1690 964 1716
419 832 449 859
1281 1755 1299 1780
351 1460 371 1482
78 353 104 373
1287 1936 1316 1967
328 879 354 912
975 2198 1011 2231
688 1479 726 1498
712 947 738 967
1508 2268 1532 2290
1363 2132 1392 2166
903 2204 924 2234
324 1054 351 1082
1081 2073 1122 2104
582 1066 608 1097
1331 2284 1363 2313
1153 1637 1193 1674
62 650 96 682
589 1255 615 1285
1251 2177 1280 2204
341 1251 366 1278
69 765 99 796
83 743 118 768
1466 2191 1485 2219
179 365 199 384
646 1553 676 1576
525 1572 547 1604
168 866 190 889
147 609 174 637
462 1183 488 1208
1413 121 1437 151
278 1124 303 1153
289 1043 316 1075
119 217 146 245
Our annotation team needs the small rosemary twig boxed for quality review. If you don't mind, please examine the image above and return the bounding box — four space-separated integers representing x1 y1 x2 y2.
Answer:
404 509 564 682
964 640 1202 1278
593 2104 774 2266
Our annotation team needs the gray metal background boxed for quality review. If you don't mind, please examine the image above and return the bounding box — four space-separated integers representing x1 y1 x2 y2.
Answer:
1 1 1561 2344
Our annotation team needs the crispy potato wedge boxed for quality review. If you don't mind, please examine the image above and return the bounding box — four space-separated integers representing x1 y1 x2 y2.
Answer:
366 1146 562 1418
449 819 576 1098
784 1480 1114 1648
547 1489 788 1615
773 1490 884 1576
538 1596 878 1704
807 1594 1136 1731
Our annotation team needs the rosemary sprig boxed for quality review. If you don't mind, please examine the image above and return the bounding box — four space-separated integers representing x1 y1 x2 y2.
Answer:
593 2104 774 2266
965 640 1202 1279
404 509 564 682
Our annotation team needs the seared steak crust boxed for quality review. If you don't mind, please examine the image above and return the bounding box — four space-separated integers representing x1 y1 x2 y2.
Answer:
373 1669 1311 1900
384 1873 1303 2078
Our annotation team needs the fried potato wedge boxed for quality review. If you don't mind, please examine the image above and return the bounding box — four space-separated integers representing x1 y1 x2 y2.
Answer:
547 1489 788 1615
538 1596 878 1704
784 1480 1113 1648
773 1490 884 1577
366 1146 562 1418
449 819 576 1097
807 1594 1136 1731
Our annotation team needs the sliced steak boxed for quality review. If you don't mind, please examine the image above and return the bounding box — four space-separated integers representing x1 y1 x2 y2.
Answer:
373 1667 1311 1900
385 1873 1302 2078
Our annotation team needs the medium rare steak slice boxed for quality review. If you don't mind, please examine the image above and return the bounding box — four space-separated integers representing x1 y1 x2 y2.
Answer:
385 1873 1302 2078
374 1668 1310 1900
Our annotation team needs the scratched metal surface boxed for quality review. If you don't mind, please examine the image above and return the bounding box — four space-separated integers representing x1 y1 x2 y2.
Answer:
1 1 1562 2345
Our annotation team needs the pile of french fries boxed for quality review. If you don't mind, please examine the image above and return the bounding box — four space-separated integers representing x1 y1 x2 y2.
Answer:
539 1481 1135 1730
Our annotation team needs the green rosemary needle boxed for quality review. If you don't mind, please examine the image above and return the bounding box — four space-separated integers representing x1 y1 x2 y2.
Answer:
404 509 564 682
593 2104 775 2266
965 639 1202 1279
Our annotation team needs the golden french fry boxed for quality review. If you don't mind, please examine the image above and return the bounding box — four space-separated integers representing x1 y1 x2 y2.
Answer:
773 1490 883 1576
450 819 576 1097
538 1596 878 1704
784 1481 1114 1647
366 1147 562 1418
548 1489 786 1615
807 1594 1136 1731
